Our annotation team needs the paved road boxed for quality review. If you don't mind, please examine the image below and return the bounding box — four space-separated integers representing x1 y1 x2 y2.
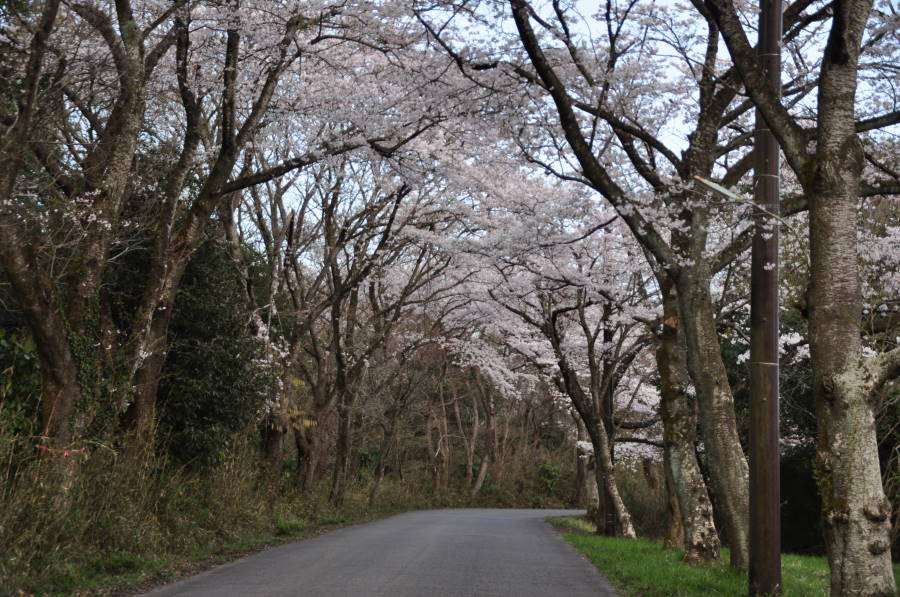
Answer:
144 508 616 596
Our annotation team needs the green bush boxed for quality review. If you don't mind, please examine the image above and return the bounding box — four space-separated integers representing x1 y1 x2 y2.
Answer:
537 461 563 496
157 241 268 466
0 327 41 440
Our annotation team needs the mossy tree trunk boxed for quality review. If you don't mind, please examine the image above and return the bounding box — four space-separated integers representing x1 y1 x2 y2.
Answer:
657 279 721 563
705 0 898 590
674 270 749 568
808 62 896 597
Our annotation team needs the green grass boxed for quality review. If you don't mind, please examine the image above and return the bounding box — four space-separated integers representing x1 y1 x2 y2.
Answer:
275 516 308 536
548 516 900 597
317 513 351 526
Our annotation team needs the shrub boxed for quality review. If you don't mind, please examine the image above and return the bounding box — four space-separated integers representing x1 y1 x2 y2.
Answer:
0 430 269 594
538 461 563 496
156 241 268 466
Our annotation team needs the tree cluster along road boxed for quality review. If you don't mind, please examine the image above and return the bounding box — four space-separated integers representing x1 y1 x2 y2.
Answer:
144 510 615 597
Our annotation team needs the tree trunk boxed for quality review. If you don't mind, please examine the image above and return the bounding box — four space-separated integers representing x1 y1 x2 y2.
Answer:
471 381 498 498
295 423 320 493
368 448 388 507
455 390 480 489
34 332 83 447
438 393 451 493
126 352 164 438
451 387 471 488
369 406 402 507
663 462 686 550
123 301 177 440
426 403 438 492
572 414 588 507
597 343 619 536
675 271 749 568
658 279 721 562
263 411 284 523
803 2 896 592
809 133 895 597
329 398 353 506
588 419 636 539
1 218 84 450
550 328 634 538
264 416 284 467
576 440 601 518
470 426 493 498
471 456 490 497
348 408 365 484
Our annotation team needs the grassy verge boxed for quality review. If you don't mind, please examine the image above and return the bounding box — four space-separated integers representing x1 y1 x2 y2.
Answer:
548 516 900 597
1 443 567 597
44 499 414 597
28 494 562 596
1 436 508 597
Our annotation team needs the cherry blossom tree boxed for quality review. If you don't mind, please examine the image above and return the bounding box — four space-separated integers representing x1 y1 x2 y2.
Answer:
413 0 900 569
0 0 473 452
702 0 899 591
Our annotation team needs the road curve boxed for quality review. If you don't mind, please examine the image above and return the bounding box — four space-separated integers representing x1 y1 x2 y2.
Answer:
143 508 616 597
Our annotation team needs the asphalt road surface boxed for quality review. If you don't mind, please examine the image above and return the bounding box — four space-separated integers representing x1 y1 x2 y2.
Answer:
143 508 617 596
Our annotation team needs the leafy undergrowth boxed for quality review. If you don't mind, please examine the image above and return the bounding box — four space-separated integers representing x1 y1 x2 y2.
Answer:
0 431 568 596
2 484 420 596
548 516 900 597
2 477 531 596
37 500 413 596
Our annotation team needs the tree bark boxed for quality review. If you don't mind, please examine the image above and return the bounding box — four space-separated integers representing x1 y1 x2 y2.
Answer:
575 439 601 519
454 388 480 489
807 3 895 593
675 271 749 568
470 383 496 498
0 206 82 449
810 166 896 597
369 399 404 507
438 391 451 492
701 0 896 590
658 279 721 562
471 455 490 497
588 417 636 538
809 54 895 597
426 403 438 491
572 413 588 507
329 397 353 506
663 462 686 550
123 302 176 439
295 421 321 493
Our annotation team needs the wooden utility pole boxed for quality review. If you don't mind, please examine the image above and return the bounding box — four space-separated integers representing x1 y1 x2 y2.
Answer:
749 0 782 593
